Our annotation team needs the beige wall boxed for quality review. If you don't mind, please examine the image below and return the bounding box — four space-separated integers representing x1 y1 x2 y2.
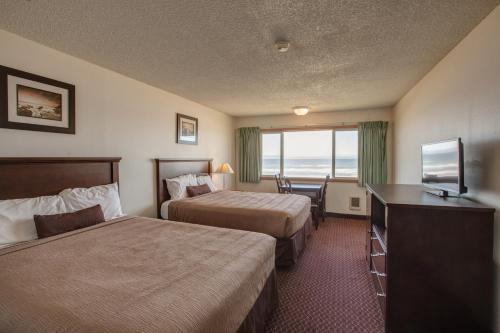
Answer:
393 5 500 331
234 108 393 215
0 30 234 217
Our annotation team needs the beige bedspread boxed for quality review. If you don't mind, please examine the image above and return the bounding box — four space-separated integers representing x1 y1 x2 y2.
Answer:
0 216 275 333
168 190 311 238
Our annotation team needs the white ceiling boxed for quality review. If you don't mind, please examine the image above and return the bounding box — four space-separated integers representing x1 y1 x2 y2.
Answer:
0 0 498 116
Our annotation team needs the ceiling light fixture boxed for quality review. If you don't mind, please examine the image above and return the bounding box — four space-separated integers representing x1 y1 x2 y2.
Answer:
293 106 309 116
275 40 290 53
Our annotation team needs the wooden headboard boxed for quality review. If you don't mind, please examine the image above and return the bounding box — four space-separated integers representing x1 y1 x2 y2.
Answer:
0 157 121 200
155 158 212 218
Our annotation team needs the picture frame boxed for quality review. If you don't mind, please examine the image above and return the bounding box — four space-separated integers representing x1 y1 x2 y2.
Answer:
0 65 75 134
176 113 198 145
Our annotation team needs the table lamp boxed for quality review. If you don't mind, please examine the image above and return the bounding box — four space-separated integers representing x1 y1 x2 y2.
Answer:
215 162 234 189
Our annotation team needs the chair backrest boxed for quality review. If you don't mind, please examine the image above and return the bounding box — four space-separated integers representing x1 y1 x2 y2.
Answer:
275 173 283 193
321 174 330 204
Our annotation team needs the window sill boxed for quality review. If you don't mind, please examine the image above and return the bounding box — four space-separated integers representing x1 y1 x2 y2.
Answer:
260 176 358 183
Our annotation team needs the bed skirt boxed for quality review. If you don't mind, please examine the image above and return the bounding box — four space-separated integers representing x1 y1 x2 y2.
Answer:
275 214 313 267
237 269 279 333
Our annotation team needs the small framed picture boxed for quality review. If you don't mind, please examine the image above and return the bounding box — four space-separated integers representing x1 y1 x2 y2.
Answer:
0 65 75 134
176 113 198 145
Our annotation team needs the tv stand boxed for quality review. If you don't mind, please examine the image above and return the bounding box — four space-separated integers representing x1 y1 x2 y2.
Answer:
366 184 494 333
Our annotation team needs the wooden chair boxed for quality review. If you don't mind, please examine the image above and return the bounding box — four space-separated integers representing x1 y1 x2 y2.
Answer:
310 174 330 228
274 174 291 194
274 174 281 193
319 175 330 222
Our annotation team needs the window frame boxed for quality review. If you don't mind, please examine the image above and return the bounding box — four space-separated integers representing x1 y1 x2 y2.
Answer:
260 126 359 183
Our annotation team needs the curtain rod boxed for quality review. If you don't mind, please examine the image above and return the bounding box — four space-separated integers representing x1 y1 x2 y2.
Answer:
261 122 359 131
259 120 391 130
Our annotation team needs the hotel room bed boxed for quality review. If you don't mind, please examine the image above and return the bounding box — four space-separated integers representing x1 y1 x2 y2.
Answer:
0 216 276 332
0 158 278 333
156 158 313 267
166 190 311 238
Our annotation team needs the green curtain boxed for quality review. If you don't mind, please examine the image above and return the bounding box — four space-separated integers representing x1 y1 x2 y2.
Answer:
358 121 389 187
238 127 262 183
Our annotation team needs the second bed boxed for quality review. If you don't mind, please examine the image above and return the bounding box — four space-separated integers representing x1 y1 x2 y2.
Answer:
156 158 313 266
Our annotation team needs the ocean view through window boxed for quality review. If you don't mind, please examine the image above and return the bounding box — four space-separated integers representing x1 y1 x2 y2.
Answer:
284 130 332 178
261 128 358 179
262 132 281 176
335 130 358 178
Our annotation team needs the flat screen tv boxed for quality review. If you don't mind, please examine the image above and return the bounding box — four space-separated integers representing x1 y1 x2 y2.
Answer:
421 138 467 196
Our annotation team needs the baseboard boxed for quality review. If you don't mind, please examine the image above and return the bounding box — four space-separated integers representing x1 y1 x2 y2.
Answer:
325 212 368 220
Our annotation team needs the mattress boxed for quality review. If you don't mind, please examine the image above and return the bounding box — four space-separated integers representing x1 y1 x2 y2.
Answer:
0 216 276 332
168 190 311 238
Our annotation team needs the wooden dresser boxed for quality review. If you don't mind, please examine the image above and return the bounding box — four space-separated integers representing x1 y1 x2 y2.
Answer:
365 184 494 333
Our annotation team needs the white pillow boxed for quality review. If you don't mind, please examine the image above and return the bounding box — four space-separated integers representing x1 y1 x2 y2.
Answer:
165 174 198 200
0 195 67 248
197 175 218 192
59 183 123 221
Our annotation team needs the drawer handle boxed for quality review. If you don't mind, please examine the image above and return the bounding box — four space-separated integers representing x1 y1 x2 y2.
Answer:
377 292 386 297
370 252 385 257
371 270 387 277
370 237 377 241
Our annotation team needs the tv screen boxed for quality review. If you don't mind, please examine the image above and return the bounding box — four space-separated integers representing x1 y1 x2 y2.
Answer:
421 138 466 194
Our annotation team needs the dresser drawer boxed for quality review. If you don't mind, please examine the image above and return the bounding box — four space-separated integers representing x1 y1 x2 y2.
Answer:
370 239 386 274
371 233 385 254
365 221 372 262
371 255 386 278
379 272 386 292
371 269 386 316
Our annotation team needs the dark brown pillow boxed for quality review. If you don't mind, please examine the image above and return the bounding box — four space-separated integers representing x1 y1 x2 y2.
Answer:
186 184 211 197
34 205 105 239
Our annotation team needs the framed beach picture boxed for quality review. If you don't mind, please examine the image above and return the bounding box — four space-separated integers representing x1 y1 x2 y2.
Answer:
176 113 198 145
0 65 75 134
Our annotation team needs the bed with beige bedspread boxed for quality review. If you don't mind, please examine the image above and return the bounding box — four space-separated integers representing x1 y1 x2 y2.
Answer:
168 190 311 238
0 216 276 333
167 190 313 267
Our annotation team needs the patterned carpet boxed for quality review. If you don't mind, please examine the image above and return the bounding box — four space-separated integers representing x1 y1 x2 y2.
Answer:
265 217 384 333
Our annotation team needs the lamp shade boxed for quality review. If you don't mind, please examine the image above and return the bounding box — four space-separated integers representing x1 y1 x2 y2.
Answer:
215 162 234 174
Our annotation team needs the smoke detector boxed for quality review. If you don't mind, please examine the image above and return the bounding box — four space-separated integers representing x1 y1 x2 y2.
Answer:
275 40 290 53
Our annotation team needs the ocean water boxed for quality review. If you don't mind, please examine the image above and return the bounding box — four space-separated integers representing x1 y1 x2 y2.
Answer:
263 157 358 178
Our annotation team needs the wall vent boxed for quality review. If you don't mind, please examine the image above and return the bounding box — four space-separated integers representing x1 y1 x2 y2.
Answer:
349 197 361 210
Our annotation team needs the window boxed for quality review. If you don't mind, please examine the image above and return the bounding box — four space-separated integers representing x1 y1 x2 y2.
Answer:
261 128 358 179
262 132 281 176
335 130 358 178
283 130 332 178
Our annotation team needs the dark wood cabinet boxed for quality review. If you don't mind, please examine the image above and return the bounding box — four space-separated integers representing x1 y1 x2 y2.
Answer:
366 184 494 333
